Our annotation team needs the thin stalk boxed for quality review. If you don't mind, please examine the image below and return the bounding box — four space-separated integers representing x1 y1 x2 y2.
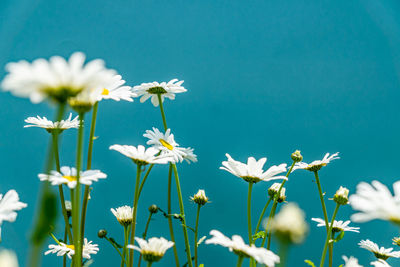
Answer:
129 164 142 267
247 183 254 244
137 164 155 198
52 132 73 243
254 198 271 238
63 225 68 267
329 244 333 267
314 171 330 231
278 241 289 267
167 165 180 267
72 113 85 266
121 226 129 267
194 204 201 267
172 164 193 267
105 236 126 262
319 203 340 267
138 213 153 267
157 94 168 130
146 262 152 267
236 256 244 267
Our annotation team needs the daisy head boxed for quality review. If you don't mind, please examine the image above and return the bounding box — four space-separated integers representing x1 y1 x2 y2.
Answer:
143 128 197 164
45 238 99 259
99 75 136 102
2 52 116 104
205 230 280 266
127 237 174 263
133 79 186 107
24 113 79 133
293 152 339 172
342 256 363 267
220 154 287 184
109 144 170 165
0 190 27 241
38 166 107 189
311 218 360 233
358 239 400 260
190 189 209 206
111 206 133 227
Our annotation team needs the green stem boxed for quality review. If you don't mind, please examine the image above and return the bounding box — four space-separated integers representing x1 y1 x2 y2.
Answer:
63 225 68 267
329 244 333 267
121 226 129 267
105 236 126 262
319 203 340 267
129 164 142 267
247 183 254 244
172 164 193 267
157 94 168 130
72 113 85 266
137 164 155 198
194 204 201 267
236 256 244 267
254 198 272 238
138 213 153 267
278 241 289 267
167 165 180 267
146 262 152 267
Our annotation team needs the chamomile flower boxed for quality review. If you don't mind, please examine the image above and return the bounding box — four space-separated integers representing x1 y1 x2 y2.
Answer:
127 237 174 263
45 238 99 259
0 250 19 267
24 113 79 131
371 259 391 267
311 218 360 233
358 240 400 260
0 190 27 240
111 206 133 227
220 154 287 184
342 256 363 267
205 230 280 266
144 128 197 164
133 79 186 107
350 180 400 224
38 166 107 189
2 52 116 103
293 152 339 172
99 75 135 102
109 144 170 165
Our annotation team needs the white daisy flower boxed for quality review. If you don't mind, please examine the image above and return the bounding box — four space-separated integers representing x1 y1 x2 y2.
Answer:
44 238 99 259
38 166 107 189
359 240 400 260
24 113 79 131
99 75 135 102
143 128 197 164
109 144 170 165
111 206 133 227
311 218 360 233
268 203 308 244
350 180 400 224
133 79 186 107
293 152 339 172
205 230 280 266
127 237 174 263
371 259 391 267
0 190 27 240
220 154 287 184
342 256 363 267
2 52 116 103
0 250 19 267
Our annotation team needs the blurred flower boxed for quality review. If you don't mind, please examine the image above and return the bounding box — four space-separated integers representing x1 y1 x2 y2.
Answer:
220 154 287 184
0 190 27 240
133 79 186 106
311 218 360 233
99 75 135 102
111 206 133 227
127 237 174 263
0 250 19 267
24 113 79 132
109 144 170 165
2 52 115 103
342 256 363 267
371 259 391 267
358 240 400 260
268 203 308 244
190 189 209 206
45 238 99 259
350 180 400 224
38 166 107 189
144 128 197 164
205 230 280 266
68 87 102 113
293 152 339 172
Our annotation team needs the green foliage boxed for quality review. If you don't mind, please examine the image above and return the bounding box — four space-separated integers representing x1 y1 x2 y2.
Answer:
252 231 266 241
304 259 316 267
334 231 345 242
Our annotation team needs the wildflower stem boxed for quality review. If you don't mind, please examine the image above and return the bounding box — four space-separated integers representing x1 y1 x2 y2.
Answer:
52 132 73 243
72 112 85 267
121 225 129 267
314 171 329 230
247 182 254 244
129 164 142 267
194 204 201 267
146 262 152 267
167 165 180 267
319 203 340 267
157 94 168 130
254 197 272 237
278 241 289 267
172 164 193 267
105 236 126 263
137 164 155 198
138 213 153 267
236 256 244 267
63 225 68 267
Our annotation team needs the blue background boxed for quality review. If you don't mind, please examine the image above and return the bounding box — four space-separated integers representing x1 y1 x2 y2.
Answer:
1 0 400 266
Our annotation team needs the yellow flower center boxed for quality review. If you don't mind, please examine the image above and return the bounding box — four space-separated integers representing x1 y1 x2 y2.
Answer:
63 176 77 182
66 244 75 250
159 139 173 150
101 88 110 95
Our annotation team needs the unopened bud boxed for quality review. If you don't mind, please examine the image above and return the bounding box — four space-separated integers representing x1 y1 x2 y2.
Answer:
97 229 107 238
291 150 303 163
149 205 158 214
333 186 349 205
190 189 209 206
65 200 72 218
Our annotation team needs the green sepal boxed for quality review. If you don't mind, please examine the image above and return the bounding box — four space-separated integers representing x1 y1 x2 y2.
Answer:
304 259 316 267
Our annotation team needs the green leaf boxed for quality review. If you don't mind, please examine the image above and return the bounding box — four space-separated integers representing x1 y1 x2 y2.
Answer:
199 264 204 267
334 231 345 242
304 260 316 267
252 231 266 241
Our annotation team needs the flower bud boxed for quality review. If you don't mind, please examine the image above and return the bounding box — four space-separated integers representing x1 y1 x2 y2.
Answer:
190 189 209 206
149 204 158 214
277 188 286 203
65 200 72 218
333 186 349 205
268 183 286 202
291 150 303 163
97 229 107 238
